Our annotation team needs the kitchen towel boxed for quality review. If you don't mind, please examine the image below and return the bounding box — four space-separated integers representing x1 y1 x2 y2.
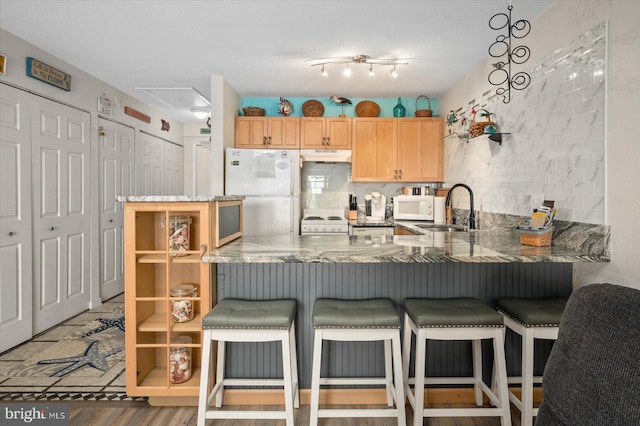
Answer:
434 196 446 224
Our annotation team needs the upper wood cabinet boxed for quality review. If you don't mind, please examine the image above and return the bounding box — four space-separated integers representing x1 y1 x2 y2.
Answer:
397 118 443 182
352 118 397 181
235 117 300 149
300 117 351 149
352 117 443 182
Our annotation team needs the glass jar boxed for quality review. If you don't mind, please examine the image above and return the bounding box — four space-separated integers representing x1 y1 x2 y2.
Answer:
170 284 197 323
393 97 406 117
169 335 192 384
168 216 191 255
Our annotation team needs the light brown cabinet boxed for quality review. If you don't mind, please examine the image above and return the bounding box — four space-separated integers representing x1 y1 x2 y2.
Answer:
235 116 300 148
351 118 397 181
397 118 443 182
394 225 419 235
124 200 241 405
300 117 351 149
352 118 443 182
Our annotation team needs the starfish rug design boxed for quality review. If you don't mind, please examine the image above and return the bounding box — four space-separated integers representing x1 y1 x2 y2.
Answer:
37 341 123 377
81 316 125 337
0 294 129 401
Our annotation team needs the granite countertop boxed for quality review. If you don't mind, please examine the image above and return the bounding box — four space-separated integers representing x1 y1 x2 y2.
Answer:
203 225 610 264
116 195 244 202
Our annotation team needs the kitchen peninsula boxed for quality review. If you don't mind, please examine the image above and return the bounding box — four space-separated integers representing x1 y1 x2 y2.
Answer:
204 219 609 405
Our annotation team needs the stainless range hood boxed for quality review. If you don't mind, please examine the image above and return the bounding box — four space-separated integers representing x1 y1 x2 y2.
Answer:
300 149 352 163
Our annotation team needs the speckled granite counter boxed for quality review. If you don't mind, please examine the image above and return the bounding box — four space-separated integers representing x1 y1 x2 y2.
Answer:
116 195 244 202
203 227 609 264
204 212 608 391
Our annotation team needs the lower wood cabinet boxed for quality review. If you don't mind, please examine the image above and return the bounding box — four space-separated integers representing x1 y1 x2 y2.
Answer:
124 201 226 404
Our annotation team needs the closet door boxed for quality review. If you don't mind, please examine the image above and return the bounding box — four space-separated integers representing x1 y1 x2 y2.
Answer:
140 132 164 195
0 84 33 351
99 118 134 300
165 142 183 195
31 95 91 333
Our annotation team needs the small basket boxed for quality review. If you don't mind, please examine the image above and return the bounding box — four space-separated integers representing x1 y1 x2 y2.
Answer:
415 95 433 117
515 226 554 247
242 106 265 116
469 109 495 137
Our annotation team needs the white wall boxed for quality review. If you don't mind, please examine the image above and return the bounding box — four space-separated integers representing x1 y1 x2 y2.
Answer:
440 0 640 290
0 29 185 306
206 75 241 196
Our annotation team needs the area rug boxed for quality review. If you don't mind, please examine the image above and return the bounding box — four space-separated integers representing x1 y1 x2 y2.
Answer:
0 294 144 402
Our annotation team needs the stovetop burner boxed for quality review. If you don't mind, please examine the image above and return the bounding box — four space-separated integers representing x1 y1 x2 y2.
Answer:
301 209 349 235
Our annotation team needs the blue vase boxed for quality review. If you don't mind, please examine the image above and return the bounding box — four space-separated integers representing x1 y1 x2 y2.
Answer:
393 97 406 117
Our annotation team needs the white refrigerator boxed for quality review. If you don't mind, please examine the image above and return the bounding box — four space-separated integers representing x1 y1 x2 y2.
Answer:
225 148 301 237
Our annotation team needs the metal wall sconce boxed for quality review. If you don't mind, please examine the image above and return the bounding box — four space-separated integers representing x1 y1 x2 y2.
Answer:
488 0 532 103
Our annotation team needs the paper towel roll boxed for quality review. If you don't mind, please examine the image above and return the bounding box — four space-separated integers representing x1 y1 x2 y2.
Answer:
434 197 446 224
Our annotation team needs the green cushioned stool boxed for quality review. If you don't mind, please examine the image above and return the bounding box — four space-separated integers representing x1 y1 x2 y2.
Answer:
496 297 568 426
402 298 512 426
197 299 299 426
310 298 405 426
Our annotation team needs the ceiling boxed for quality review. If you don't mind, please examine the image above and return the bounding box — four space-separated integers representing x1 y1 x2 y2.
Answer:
0 0 553 123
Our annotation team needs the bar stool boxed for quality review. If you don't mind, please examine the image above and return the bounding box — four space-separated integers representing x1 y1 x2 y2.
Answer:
402 298 512 426
310 298 405 426
496 297 567 426
197 299 299 426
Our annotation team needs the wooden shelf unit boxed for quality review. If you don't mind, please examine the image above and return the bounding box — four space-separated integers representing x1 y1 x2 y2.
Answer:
124 201 218 401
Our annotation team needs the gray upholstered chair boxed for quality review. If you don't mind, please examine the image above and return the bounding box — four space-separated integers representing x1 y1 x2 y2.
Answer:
536 283 640 425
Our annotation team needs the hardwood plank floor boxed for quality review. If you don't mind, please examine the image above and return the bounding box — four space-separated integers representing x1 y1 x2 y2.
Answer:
67 401 524 425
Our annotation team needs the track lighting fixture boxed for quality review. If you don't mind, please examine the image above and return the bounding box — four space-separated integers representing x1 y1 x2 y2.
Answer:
320 64 328 78
310 54 408 79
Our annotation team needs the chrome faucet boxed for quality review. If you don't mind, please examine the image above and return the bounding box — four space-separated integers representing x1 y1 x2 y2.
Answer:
445 183 476 230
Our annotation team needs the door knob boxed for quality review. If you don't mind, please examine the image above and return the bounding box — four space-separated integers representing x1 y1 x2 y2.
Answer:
49 226 55 231
8 231 15 236
109 219 114 223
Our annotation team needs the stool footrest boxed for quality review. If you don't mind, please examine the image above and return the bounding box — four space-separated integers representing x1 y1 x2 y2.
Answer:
408 376 484 385
220 378 285 387
205 410 288 420
318 408 402 418
319 377 387 386
424 407 508 417
507 376 543 384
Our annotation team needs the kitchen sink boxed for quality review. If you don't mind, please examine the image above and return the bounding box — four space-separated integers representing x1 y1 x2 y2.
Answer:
415 224 466 232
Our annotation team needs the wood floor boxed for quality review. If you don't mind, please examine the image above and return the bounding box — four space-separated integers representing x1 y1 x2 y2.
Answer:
67 401 524 425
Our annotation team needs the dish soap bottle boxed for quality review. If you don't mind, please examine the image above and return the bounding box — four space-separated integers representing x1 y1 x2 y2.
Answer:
393 97 406 117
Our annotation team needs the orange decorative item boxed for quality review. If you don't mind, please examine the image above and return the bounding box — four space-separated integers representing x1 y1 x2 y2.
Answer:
355 100 380 117
468 108 495 138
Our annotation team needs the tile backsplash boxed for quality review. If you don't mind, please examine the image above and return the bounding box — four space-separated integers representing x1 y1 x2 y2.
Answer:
445 22 606 224
301 162 439 213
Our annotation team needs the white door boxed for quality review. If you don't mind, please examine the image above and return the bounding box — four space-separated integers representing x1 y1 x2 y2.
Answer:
140 132 164 195
31 95 91 334
99 118 134 300
0 84 33 351
165 142 183 195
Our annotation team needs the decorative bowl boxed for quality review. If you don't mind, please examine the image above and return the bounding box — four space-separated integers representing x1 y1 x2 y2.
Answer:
302 100 324 117
355 101 380 117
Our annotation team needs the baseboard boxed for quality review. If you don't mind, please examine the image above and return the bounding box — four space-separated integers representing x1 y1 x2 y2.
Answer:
148 387 543 407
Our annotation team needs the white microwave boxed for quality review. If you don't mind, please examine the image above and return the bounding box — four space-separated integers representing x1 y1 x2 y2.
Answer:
393 195 434 221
